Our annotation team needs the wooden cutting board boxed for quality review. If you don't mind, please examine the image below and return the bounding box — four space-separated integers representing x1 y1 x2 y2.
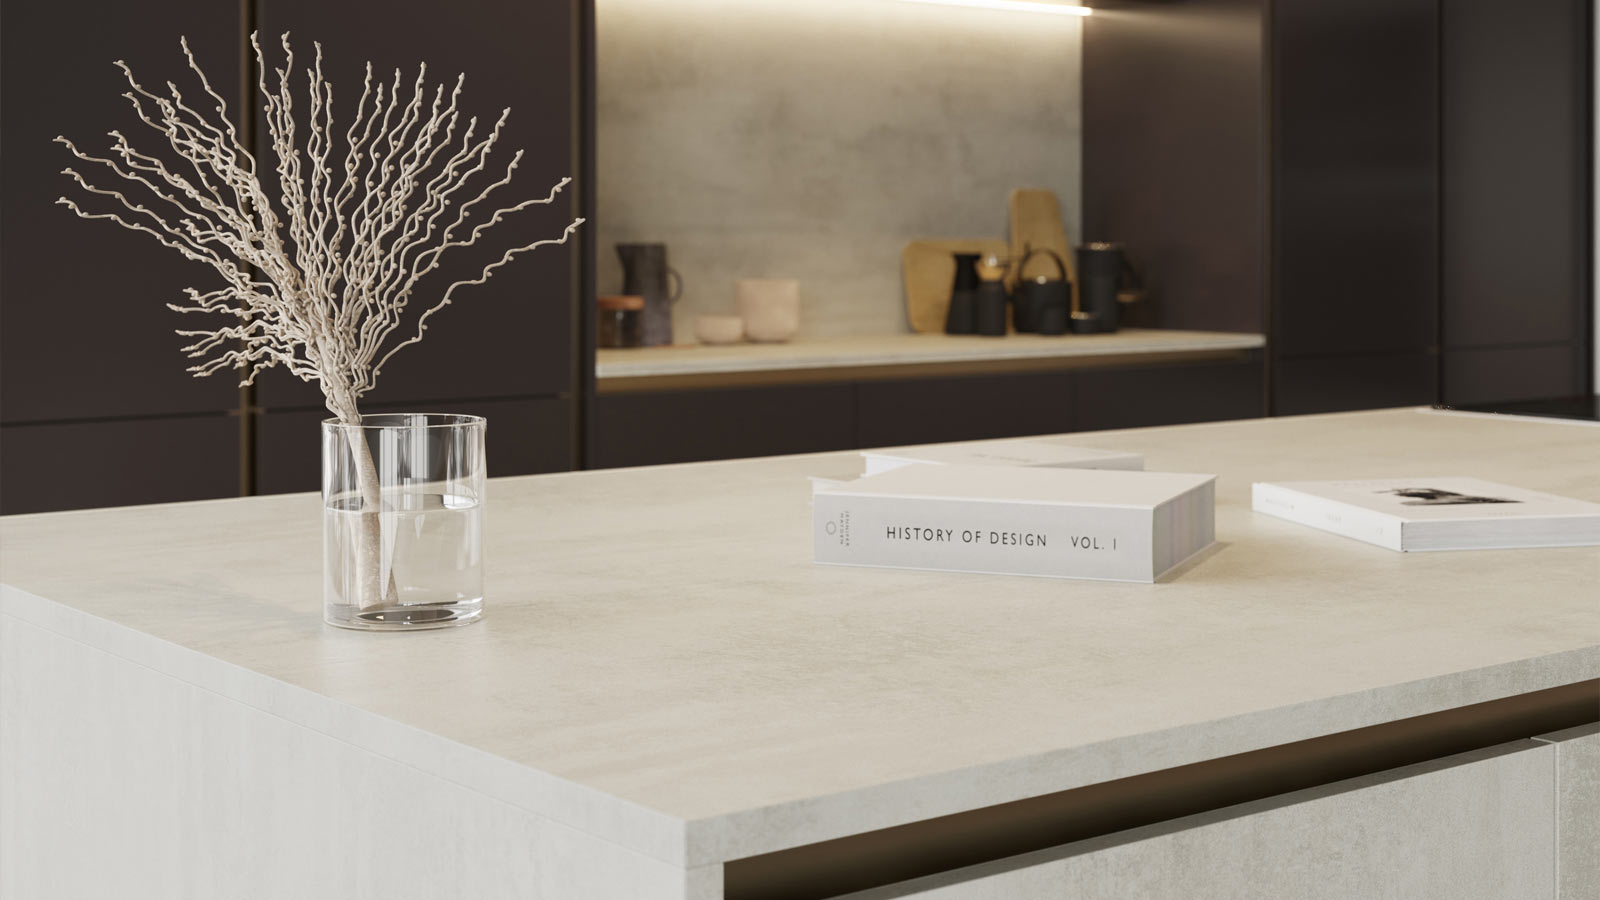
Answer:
1009 188 1078 308
902 238 1008 334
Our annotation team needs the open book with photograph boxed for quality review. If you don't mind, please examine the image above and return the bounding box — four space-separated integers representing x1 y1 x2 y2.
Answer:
1251 477 1600 551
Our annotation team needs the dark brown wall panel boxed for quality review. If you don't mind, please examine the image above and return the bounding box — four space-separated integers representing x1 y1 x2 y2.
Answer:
1274 353 1438 416
1442 344 1586 407
857 373 1073 449
593 385 855 469
1074 359 1264 432
1082 0 1265 335
255 396 573 495
0 415 237 515
1272 0 1439 359
1441 0 1590 351
253 0 579 410
1 1 242 422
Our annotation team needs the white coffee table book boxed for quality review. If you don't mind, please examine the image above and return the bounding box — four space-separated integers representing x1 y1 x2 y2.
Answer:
814 463 1215 582
860 437 1143 476
1252 476 1600 551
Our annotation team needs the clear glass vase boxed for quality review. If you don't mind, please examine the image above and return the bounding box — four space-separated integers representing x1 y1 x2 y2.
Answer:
322 414 486 631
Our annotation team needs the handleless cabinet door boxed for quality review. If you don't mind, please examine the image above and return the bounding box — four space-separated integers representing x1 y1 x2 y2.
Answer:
0 0 242 423
848 741 1555 900
1539 723 1600 900
252 0 581 411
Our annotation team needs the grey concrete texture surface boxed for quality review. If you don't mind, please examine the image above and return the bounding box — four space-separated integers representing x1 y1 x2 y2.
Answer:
597 0 1083 340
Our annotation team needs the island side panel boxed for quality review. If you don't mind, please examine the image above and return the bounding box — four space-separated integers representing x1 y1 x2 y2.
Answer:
0 615 712 900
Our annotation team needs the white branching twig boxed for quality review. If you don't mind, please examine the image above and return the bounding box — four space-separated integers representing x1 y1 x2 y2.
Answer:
57 32 584 424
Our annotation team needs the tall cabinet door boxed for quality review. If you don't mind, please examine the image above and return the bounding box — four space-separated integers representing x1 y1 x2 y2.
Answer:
1440 0 1592 406
253 0 583 487
0 0 243 513
1270 0 1441 414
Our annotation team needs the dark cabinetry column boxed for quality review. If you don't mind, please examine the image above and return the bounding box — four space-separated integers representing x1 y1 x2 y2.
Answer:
1270 0 1440 414
1440 0 1592 405
0 0 243 513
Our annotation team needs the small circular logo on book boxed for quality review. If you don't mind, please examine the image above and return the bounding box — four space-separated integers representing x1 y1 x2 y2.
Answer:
829 511 851 546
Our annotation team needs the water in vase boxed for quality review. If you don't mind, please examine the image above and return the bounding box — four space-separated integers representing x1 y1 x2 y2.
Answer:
323 489 483 629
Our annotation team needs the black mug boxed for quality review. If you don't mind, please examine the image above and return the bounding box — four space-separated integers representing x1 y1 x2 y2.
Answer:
1015 246 1072 336
1073 243 1128 334
975 281 1009 337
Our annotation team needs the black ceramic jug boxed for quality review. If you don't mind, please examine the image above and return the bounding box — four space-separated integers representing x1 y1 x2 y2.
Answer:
616 243 683 347
944 252 981 335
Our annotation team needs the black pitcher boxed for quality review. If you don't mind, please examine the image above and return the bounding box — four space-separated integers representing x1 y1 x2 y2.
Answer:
944 252 981 335
616 243 683 347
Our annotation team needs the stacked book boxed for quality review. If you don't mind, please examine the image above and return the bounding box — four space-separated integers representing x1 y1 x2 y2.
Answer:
1251 477 1600 551
813 438 1215 583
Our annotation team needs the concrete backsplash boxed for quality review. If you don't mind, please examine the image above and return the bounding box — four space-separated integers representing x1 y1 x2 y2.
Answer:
597 0 1083 340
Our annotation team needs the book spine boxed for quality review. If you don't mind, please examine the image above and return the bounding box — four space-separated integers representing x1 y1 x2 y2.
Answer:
813 493 1158 582
1251 484 1404 550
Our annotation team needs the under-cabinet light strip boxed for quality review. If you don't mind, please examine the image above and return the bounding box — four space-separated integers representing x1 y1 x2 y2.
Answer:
894 0 1092 15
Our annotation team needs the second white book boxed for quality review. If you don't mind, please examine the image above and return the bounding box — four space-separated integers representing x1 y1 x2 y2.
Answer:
814 464 1216 583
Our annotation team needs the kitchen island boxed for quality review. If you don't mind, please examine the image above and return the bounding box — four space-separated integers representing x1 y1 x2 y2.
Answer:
2 409 1596 899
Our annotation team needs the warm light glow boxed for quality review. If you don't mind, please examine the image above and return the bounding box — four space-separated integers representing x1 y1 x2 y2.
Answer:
894 0 1091 14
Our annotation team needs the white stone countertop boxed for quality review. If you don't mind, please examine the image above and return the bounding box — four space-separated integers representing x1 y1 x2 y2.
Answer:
595 329 1265 380
3 408 1597 871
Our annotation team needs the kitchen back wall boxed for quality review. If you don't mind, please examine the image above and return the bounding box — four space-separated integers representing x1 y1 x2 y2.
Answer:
596 0 1084 339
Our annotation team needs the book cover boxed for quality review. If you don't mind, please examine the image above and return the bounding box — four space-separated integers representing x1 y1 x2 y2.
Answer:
1251 477 1600 551
814 464 1215 582
861 438 1143 477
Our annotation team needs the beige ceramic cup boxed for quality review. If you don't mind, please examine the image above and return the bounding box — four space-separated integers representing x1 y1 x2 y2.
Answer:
736 279 801 343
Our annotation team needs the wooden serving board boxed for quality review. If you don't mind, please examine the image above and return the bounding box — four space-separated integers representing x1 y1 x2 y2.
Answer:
1009 188 1078 308
902 238 1009 334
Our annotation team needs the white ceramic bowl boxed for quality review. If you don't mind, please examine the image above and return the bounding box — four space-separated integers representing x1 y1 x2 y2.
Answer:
694 314 745 345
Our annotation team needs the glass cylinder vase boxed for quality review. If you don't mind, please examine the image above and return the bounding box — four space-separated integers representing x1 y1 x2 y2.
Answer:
322 414 486 631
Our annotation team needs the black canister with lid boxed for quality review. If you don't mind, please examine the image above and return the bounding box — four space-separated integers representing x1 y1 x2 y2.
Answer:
597 295 645 348
1073 242 1125 334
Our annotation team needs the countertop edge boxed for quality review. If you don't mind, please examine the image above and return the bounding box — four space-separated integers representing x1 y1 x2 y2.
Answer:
679 644 1600 866
596 331 1267 380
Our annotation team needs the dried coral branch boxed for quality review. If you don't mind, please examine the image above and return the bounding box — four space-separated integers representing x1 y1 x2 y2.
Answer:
57 31 583 425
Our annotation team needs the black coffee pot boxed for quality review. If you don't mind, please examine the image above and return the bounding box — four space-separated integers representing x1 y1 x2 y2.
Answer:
1014 246 1072 336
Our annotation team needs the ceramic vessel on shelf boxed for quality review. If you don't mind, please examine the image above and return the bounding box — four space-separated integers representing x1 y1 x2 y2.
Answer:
737 279 801 342
1073 242 1127 334
596 294 645 348
695 314 745 345
616 243 682 346
322 414 486 632
944 252 981 335
1015 246 1072 336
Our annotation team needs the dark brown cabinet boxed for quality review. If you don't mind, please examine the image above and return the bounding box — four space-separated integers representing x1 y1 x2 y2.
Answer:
1 0 586 512
592 357 1265 468
592 384 856 469
253 0 582 412
1084 0 1592 416
0 0 244 427
0 415 239 516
